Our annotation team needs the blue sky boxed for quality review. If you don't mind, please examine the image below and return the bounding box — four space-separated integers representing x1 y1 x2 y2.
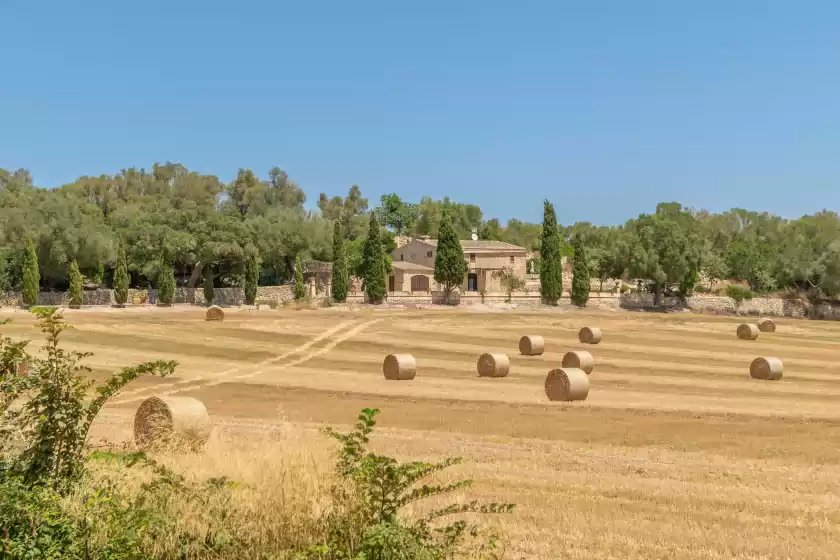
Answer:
2 1 839 225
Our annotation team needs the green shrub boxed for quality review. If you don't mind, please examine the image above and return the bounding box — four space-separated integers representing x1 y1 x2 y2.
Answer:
113 242 129 306
570 236 590 307
68 261 83 308
304 408 514 559
22 239 39 307
295 255 307 301
540 201 562 305
156 246 175 306
244 253 260 305
725 284 754 304
203 265 215 305
331 222 348 303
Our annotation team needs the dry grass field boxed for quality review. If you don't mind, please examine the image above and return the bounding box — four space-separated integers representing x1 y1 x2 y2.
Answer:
3 305 840 559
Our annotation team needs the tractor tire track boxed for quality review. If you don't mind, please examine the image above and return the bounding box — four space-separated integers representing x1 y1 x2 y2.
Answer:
111 319 358 405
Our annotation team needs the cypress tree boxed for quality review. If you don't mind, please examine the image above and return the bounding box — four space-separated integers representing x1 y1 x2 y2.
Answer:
362 212 387 304
68 260 83 308
203 265 215 305
113 241 129 306
244 253 260 305
22 239 39 307
433 210 467 304
570 235 590 307
156 245 175 306
294 255 307 301
331 222 348 303
540 200 562 305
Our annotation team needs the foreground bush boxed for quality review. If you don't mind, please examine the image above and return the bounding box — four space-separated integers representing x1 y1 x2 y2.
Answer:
0 310 513 559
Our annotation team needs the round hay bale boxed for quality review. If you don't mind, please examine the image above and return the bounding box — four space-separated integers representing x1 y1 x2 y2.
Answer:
477 353 510 378
518 335 545 356
737 323 759 340
578 327 602 344
134 396 211 451
383 354 417 380
750 357 783 380
758 318 776 333
545 368 590 401
561 350 595 374
205 305 225 321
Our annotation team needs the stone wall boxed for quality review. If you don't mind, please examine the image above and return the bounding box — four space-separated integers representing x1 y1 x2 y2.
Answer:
4 285 840 319
0 285 295 308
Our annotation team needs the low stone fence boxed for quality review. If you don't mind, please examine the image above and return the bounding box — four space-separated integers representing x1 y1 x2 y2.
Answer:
4 286 840 320
0 285 295 308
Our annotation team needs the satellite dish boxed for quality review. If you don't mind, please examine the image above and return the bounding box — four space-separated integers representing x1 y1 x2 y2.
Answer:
471 233 478 241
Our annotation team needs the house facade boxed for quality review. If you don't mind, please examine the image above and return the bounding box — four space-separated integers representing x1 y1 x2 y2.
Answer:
389 237 528 295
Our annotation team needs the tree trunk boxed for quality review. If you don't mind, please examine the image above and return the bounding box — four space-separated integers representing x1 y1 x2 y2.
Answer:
654 283 662 308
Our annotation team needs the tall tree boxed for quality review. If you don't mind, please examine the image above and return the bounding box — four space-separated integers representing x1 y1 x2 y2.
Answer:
540 201 562 305
68 261 83 308
433 210 467 304
113 241 129 306
362 212 387 304
331 222 348 303
624 204 703 306
378 193 419 235
294 255 307 301
244 252 260 305
22 239 39 307
156 245 175 306
203 265 215 305
570 236 590 306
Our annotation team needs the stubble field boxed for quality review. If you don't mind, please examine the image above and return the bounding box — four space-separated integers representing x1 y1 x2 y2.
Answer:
3 305 840 559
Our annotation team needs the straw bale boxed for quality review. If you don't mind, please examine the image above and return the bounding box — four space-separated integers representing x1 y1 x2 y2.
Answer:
578 327 602 344
383 354 417 380
737 323 759 340
545 368 590 401
205 305 225 321
750 357 783 380
134 396 211 451
519 335 545 356
758 318 776 333
477 353 510 378
561 350 595 374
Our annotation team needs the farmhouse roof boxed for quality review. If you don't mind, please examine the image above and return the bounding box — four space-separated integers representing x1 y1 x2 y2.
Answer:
422 239 527 252
391 261 434 272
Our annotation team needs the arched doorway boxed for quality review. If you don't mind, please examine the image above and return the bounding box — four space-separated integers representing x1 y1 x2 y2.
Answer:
411 275 430 292
467 273 478 292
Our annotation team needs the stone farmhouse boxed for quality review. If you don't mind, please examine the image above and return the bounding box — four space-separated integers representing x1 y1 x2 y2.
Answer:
389 237 528 295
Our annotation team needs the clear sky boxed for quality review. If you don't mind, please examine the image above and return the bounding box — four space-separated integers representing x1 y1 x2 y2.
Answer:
2 0 839 225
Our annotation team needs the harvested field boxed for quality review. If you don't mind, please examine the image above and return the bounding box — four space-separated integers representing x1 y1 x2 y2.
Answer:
3 305 840 559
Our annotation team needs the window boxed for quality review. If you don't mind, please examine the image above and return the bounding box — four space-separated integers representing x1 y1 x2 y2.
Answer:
470 254 476 262
510 256 515 264
400 254 404 261
427 251 433 257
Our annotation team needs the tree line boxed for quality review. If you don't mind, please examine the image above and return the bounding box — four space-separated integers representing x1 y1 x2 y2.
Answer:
2 164 840 304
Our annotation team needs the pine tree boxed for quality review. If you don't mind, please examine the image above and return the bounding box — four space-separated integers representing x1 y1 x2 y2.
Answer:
156 245 175 306
570 236 590 307
540 200 562 305
331 222 348 302
244 253 260 305
294 255 307 301
362 212 387 304
433 210 467 304
68 260 83 308
113 241 129 306
22 239 39 307
203 265 215 305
